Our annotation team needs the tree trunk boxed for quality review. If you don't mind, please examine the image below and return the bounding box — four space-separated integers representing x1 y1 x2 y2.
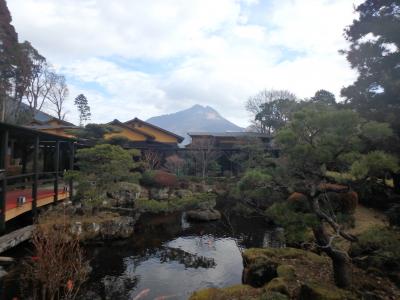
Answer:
313 225 352 288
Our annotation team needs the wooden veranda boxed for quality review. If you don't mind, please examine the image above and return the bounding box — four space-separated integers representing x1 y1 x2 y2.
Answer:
0 122 76 233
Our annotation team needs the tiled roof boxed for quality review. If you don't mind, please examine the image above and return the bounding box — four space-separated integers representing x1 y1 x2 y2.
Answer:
124 117 184 143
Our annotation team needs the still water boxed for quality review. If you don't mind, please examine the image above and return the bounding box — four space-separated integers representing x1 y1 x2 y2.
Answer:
82 212 284 300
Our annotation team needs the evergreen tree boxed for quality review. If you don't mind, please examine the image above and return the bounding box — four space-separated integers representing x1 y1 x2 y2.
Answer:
0 0 18 120
74 94 91 126
341 0 400 191
310 89 336 106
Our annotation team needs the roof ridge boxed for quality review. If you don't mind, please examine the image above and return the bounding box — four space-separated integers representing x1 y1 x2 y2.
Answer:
108 119 155 140
124 117 184 143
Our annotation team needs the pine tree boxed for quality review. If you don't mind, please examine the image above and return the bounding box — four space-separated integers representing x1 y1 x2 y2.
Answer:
341 0 400 192
74 94 91 126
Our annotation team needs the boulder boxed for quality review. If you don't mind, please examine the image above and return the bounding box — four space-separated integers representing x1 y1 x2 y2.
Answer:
260 292 289 300
186 208 221 222
242 258 278 288
277 265 296 280
150 187 170 200
190 284 263 300
71 215 136 240
299 282 347 300
102 275 138 300
242 248 328 288
175 189 193 198
265 277 290 296
107 182 141 207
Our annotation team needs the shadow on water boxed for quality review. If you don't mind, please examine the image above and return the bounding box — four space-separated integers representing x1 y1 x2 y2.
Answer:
81 211 284 300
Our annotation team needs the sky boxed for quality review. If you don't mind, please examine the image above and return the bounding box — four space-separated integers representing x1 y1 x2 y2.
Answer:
8 0 362 127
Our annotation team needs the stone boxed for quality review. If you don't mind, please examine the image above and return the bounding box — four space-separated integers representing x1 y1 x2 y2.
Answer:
190 284 262 300
71 215 136 240
299 282 346 300
150 187 170 200
175 189 193 198
242 259 278 287
98 216 135 239
81 291 102 300
107 182 141 206
242 248 328 289
265 278 290 296
277 265 296 280
260 292 289 300
102 275 138 300
186 208 221 222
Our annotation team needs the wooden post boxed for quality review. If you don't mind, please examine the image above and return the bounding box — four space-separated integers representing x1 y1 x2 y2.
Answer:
21 142 27 174
0 130 8 234
69 142 75 202
54 141 60 203
32 135 39 219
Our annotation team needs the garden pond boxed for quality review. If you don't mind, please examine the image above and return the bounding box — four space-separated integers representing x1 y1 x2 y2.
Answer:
81 211 284 300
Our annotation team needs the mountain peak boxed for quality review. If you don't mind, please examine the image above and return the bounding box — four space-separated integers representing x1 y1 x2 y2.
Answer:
147 104 243 144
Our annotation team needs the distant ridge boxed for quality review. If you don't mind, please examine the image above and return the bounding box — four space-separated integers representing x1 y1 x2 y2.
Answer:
146 105 244 144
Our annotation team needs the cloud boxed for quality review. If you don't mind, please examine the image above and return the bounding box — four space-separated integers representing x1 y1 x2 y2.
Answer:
9 0 362 127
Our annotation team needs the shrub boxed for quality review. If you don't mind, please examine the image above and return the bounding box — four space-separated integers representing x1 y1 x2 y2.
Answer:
20 220 89 300
266 202 318 245
238 169 272 191
287 192 310 213
141 170 177 188
136 192 216 213
350 227 400 276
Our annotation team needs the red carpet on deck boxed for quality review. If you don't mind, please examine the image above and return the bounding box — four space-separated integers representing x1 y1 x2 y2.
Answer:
5 189 65 211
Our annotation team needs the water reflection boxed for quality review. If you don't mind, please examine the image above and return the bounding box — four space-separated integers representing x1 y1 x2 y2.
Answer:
82 212 283 300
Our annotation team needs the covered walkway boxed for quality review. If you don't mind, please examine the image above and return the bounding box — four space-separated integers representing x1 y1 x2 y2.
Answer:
0 122 76 233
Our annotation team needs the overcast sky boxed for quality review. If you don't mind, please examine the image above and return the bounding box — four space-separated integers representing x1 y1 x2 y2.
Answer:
8 0 362 127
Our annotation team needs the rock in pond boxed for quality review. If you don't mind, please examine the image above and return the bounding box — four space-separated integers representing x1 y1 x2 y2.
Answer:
70 214 137 241
186 208 221 222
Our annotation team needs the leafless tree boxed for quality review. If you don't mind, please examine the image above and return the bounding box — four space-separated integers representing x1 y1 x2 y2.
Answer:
246 89 296 133
164 154 185 176
25 51 56 118
142 150 161 170
190 137 219 183
47 74 69 120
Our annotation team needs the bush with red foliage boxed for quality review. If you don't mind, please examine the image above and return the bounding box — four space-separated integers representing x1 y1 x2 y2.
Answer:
141 170 178 188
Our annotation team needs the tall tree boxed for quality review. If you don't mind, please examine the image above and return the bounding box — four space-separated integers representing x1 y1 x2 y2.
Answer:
246 89 296 133
0 0 18 121
24 43 55 117
310 89 336 106
341 0 400 191
74 94 91 126
47 74 69 120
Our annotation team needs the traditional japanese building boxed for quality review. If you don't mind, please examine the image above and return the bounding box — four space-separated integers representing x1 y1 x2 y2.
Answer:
0 122 75 232
26 116 78 138
187 132 273 150
105 118 184 149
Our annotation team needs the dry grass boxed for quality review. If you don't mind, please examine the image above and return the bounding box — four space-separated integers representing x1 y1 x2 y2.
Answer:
348 205 387 236
333 204 387 252
39 208 120 227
